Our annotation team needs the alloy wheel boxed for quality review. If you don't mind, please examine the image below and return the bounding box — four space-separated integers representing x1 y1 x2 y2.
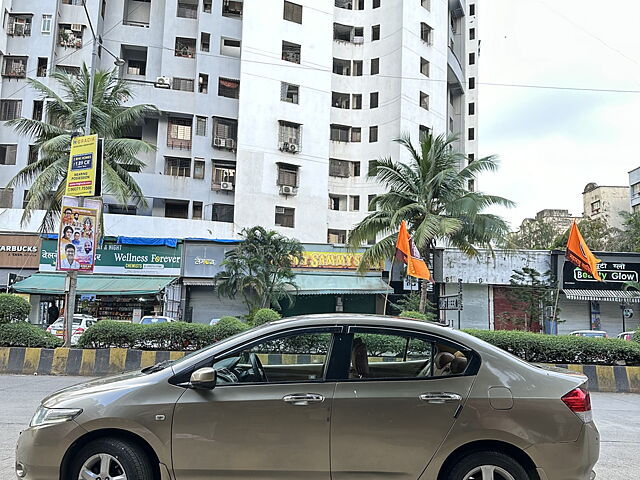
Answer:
78 453 127 480
462 465 517 480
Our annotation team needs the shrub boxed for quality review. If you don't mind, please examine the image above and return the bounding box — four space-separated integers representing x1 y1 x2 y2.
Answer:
0 322 63 348
634 326 640 342
213 316 250 340
252 308 281 326
399 310 428 321
464 329 640 366
0 294 31 324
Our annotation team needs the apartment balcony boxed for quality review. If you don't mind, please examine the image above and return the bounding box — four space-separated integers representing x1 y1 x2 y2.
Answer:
447 48 465 93
449 0 466 18
124 0 151 27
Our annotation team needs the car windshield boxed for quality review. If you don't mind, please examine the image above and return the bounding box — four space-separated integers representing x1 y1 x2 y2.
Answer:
581 332 605 337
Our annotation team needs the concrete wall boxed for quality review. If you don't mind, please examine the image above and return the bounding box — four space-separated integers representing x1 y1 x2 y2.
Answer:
441 282 489 329
583 185 630 230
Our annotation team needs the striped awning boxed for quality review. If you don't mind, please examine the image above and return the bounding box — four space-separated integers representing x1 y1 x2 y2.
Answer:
562 289 640 303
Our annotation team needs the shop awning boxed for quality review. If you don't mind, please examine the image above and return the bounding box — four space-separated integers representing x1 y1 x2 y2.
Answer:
562 289 640 303
286 273 392 296
11 273 176 296
182 278 216 287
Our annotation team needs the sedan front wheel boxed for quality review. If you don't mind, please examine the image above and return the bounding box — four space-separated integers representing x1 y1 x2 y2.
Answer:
70 438 153 480
446 451 530 480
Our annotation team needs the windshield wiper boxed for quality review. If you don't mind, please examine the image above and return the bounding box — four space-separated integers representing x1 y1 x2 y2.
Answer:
142 359 174 374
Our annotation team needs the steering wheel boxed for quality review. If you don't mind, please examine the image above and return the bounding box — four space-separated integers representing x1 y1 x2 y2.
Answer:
249 352 268 382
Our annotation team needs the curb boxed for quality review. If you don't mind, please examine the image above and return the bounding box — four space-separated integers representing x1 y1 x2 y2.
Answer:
0 347 639 393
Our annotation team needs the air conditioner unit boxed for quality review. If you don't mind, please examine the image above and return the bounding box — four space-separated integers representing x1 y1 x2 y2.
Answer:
352 36 364 44
71 24 83 32
155 76 171 88
288 143 298 153
213 137 225 147
220 181 234 191
280 185 296 195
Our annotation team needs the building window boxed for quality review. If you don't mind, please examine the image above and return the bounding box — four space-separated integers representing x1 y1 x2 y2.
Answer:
193 158 205 179
201 32 211 52
127 59 146 76
212 203 235 222
195 116 207 136
352 94 362 110
192 201 203 219
275 207 295 228
469 3 475 16
222 0 243 17
42 15 52 34
7 14 32 37
58 24 84 48
371 58 379 75
203 0 212 13
469 28 476 40
282 41 301 64
332 92 350 109
284 1 303 23
281 82 299 104
353 60 363 76
368 194 376 211
165 157 191 177
468 153 475 163
469 77 476 89
0 100 22 121
327 229 347 244
329 194 346 211
199 73 209 93
369 126 378 143
212 160 236 188
468 180 475 192
468 128 475 141
277 163 299 187
167 117 192 150
468 102 475 115
175 37 196 58
420 22 433 44
330 159 360 178
177 0 198 18
57 65 80 76
419 125 431 140
2 57 27 78
278 121 302 151
32 100 43 121
372 24 380 41
591 200 601 214
218 77 240 99
420 57 430 76
351 127 362 142
0 188 13 208
0 145 17 165
220 38 241 57
330 124 350 142
165 201 189 219
469 52 476 65
28 145 38 164
212 117 238 149
333 58 351 75
420 91 429 110
368 160 378 177
373 0 381 7
350 195 360 211
172 77 195 92
421 0 431 10
366 93 378 111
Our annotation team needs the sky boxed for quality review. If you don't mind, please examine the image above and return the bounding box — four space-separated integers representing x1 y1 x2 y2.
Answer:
478 0 640 230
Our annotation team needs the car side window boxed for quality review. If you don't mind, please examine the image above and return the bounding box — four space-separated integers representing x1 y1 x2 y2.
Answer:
212 331 333 384
349 330 470 380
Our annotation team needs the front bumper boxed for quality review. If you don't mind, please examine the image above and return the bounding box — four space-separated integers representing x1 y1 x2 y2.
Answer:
525 422 600 480
15 420 84 480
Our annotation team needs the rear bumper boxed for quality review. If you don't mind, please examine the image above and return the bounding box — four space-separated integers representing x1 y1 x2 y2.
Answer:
525 422 599 480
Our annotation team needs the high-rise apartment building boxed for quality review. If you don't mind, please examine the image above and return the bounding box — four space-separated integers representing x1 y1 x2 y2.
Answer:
0 0 479 243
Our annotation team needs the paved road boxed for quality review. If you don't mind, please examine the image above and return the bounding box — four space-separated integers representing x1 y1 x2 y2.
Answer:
1 375 638 478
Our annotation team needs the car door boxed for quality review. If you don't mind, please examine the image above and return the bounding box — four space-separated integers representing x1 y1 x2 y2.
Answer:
330 327 477 480
172 327 341 480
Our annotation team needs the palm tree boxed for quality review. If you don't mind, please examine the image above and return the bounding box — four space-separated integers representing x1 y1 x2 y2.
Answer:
349 133 515 312
7 64 157 232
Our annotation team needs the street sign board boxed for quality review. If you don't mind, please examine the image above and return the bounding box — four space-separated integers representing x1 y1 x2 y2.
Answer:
439 294 462 311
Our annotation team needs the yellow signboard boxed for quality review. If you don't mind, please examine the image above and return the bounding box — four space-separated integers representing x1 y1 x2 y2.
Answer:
65 134 99 197
292 251 383 270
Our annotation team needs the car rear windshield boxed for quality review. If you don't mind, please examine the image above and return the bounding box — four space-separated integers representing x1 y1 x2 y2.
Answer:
141 317 169 324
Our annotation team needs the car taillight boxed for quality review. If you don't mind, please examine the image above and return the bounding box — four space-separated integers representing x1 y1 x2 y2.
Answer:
72 327 85 335
46 326 51 333
562 384 592 422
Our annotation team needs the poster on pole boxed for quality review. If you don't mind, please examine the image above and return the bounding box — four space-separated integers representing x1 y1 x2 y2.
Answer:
65 134 101 197
56 196 101 273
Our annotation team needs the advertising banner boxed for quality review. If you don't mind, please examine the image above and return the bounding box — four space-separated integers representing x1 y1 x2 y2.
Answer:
57 197 100 273
292 251 383 270
65 134 100 197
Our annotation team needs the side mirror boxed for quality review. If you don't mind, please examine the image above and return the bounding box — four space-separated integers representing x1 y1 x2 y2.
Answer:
190 367 217 390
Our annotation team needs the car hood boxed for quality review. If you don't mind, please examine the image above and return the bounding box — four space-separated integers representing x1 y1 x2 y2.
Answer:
41 370 160 408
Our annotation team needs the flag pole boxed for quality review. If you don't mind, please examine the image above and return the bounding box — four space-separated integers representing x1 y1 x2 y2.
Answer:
384 258 394 315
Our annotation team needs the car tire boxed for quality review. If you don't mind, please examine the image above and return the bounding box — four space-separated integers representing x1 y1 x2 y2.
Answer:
445 450 530 480
69 437 153 480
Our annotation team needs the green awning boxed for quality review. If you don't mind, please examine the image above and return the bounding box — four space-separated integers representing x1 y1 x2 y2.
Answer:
11 273 176 296
286 273 392 296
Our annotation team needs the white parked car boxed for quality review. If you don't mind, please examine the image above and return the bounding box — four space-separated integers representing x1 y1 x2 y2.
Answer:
139 315 175 325
617 331 636 341
46 315 97 345
569 329 608 338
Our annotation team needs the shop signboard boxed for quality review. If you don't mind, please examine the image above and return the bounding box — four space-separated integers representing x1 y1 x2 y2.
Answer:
562 259 640 290
292 251 383 270
57 196 99 273
65 134 102 197
41 239 181 276
182 243 235 277
0 234 40 268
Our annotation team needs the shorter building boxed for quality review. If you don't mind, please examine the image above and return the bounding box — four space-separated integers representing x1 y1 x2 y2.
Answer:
582 182 630 230
628 166 640 213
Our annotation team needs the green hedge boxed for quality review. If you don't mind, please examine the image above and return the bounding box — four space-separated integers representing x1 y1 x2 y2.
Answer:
0 294 31 324
465 329 640 365
0 322 63 348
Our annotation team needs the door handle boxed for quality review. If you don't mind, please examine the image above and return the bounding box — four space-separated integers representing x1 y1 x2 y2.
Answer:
283 393 325 406
419 392 462 404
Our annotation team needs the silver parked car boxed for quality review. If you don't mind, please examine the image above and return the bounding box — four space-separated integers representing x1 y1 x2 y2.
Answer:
16 314 599 480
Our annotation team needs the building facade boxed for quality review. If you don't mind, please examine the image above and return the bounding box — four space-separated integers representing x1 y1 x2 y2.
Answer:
628 166 640 213
582 182 630 231
0 0 479 244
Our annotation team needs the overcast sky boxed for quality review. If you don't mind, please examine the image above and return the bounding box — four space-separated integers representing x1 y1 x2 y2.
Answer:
478 0 640 230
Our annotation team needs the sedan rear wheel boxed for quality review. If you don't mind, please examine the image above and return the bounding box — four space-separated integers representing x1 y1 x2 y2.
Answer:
446 451 529 480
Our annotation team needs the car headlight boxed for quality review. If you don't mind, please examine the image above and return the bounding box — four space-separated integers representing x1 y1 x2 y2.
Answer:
29 406 82 427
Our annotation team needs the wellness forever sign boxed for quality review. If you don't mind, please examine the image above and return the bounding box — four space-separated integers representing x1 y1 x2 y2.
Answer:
41 239 181 276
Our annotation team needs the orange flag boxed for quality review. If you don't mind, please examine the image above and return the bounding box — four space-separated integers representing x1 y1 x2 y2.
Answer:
565 220 602 281
395 221 432 280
